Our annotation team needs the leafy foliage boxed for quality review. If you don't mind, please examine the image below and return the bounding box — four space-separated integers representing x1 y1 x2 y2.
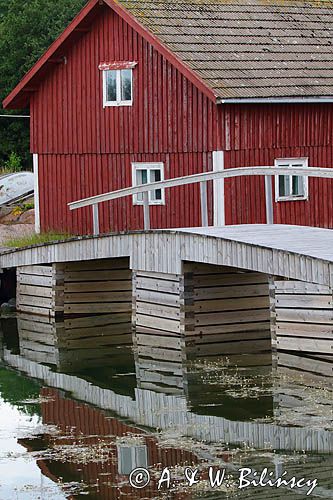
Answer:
0 0 86 168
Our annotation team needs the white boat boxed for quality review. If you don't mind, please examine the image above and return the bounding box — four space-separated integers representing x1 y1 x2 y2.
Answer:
0 172 34 205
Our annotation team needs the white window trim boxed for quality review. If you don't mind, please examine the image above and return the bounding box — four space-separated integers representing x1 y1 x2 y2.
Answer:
103 69 133 107
117 444 148 475
275 157 309 202
132 162 165 206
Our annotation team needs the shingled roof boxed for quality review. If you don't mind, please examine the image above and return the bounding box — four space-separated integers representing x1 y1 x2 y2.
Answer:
118 0 333 100
3 0 333 108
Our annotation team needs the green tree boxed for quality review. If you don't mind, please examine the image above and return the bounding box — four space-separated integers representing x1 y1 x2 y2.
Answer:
0 0 86 169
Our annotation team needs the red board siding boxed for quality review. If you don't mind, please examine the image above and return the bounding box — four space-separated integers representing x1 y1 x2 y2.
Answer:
29 3 333 232
30 4 217 155
38 152 213 233
219 104 333 228
223 147 333 228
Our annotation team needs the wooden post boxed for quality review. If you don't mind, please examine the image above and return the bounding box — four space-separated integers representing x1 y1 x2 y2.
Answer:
200 181 208 227
143 191 150 230
213 151 225 226
265 175 274 224
92 204 100 236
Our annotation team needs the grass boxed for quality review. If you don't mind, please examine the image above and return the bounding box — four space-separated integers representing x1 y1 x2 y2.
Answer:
4 231 74 248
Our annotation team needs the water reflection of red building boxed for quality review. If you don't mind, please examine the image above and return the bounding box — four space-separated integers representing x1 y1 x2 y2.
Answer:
36 387 199 498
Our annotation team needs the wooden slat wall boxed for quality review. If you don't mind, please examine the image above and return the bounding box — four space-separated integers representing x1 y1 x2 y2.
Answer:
63 257 132 315
186 263 272 356
16 264 63 318
133 270 190 391
17 313 59 365
274 279 333 355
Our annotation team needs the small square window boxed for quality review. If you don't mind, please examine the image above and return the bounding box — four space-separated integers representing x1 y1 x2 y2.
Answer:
275 158 308 201
103 69 133 107
132 163 165 205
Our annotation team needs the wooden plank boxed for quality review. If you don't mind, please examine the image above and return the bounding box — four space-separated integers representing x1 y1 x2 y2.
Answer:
16 304 54 316
17 319 55 334
137 345 183 362
195 296 270 312
194 321 270 335
16 313 54 324
18 295 53 308
276 294 332 309
64 303 132 314
64 281 131 292
135 276 180 293
64 258 129 271
195 309 271 326
18 265 52 277
65 270 131 281
188 339 271 355
18 285 53 298
194 272 268 287
276 308 333 324
21 349 56 365
194 284 269 300
17 274 52 287
277 337 333 354
187 330 271 345
136 314 180 333
136 271 179 281
64 313 131 328
277 352 333 377
64 291 132 303
275 280 330 294
136 333 182 349
20 339 55 354
60 322 131 340
136 289 180 306
62 333 132 348
19 330 55 346
276 322 333 338
136 302 180 319
136 358 184 375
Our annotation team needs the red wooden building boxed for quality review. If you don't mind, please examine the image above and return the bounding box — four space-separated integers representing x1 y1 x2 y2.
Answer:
3 0 333 234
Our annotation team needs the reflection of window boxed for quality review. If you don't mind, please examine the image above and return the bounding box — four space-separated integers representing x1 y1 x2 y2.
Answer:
103 69 132 107
275 158 308 201
117 445 148 475
132 162 165 205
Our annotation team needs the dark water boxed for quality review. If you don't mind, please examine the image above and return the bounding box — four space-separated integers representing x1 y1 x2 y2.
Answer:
0 318 332 499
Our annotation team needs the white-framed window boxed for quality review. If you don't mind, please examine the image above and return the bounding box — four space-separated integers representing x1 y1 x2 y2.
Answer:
103 69 133 107
117 444 148 475
132 162 165 205
275 157 309 201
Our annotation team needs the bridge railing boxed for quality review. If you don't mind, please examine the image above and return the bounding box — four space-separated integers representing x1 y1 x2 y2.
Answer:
68 166 333 235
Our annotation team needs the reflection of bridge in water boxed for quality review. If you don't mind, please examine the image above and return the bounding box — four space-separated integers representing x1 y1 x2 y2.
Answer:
2 341 331 456
1 311 332 498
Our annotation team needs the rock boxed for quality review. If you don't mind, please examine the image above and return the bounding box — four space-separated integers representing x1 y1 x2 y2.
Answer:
8 298 16 309
0 302 11 315
19 209 35 224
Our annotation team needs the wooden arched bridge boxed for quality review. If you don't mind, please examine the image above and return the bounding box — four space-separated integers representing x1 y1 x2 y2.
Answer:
0 166 332 357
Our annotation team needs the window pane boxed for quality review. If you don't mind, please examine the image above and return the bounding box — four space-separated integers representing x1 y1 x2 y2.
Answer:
292 176 304 196
106 71 116 102
136 169 147 202
150 169 162 201
279 175 287 197
121 69 132 101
